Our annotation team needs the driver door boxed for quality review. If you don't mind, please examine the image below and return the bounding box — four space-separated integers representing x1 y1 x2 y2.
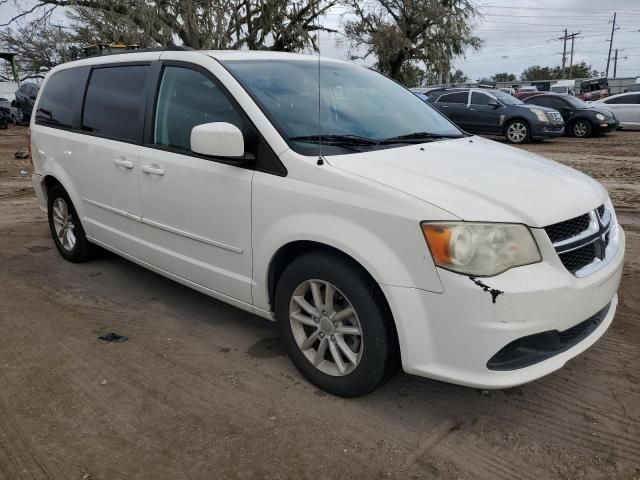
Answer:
137 62 254 304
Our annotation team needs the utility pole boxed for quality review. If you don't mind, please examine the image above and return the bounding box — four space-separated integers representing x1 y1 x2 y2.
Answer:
613 49 618 78
568 32 580 78
605 12 617 78
560 29 568 78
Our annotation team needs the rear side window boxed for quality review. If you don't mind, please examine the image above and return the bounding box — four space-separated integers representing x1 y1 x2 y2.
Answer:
82 65 149 143
36 68 88 129
436 91 468 104
154 66 244 151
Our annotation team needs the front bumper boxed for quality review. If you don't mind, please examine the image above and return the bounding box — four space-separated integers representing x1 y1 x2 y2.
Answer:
596 120 619 133
382 226 625 389
531 122 565 139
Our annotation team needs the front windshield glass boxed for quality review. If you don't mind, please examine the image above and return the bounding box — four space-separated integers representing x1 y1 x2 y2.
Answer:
492 90 522 105
221 59 463 155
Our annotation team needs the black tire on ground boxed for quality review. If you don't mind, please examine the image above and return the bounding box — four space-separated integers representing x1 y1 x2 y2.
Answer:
504 119 531 144
571 119 593 138
275 251 398 397
47 184 94 262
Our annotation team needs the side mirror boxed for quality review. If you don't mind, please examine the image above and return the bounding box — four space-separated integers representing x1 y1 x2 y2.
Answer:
488 100 501 108
191 122 245 160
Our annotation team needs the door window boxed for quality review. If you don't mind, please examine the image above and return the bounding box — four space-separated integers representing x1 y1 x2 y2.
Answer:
436 91 468 104
82 65 149 143
154 66 244 152
605 94 640 104
471 92 494 105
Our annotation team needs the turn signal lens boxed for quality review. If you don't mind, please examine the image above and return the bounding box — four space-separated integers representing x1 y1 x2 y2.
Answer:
421 222 541 276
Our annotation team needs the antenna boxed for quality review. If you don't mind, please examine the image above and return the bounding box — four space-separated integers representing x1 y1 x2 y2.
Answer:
315 0 323 164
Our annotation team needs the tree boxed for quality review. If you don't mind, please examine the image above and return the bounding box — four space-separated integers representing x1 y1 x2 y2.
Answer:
344 0 481 84
12 0 339 51
492 72 516 82
450 69 468 83
521 61 598 81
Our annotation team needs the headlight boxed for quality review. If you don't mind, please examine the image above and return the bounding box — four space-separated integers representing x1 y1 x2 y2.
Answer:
596 113 605 121
421 222 541 276
531 109 549 122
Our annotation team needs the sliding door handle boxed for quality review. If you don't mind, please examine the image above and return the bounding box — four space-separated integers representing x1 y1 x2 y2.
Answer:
141 164 165 176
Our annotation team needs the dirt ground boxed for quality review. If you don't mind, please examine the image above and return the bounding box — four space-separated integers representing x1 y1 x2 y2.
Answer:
0 125 638 480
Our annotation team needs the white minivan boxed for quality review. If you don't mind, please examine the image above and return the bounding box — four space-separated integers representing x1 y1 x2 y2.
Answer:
30 50 624 397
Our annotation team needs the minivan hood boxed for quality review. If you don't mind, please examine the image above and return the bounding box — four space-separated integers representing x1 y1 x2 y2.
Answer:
326 136 607 227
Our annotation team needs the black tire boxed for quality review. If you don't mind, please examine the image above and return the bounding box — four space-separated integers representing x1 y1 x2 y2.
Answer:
275 251 397 397
571 119 592 138
504 119 531 144
47 184 94 262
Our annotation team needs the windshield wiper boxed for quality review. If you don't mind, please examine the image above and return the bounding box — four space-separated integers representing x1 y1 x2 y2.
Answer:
379 132 464 144
288 134 380 146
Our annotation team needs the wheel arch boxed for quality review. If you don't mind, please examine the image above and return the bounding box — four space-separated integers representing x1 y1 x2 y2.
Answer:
267 240 401 364
502 116 531 135
40 172 87 223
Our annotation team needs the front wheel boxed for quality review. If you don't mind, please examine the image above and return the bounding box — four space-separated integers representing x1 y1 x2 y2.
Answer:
275 252 397 397
572 119 592 138
505 120 530 144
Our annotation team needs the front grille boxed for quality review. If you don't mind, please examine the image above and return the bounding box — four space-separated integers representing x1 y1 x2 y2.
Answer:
545 213 590 243
544 204 612 276
558 243 597 273
548 111 563 122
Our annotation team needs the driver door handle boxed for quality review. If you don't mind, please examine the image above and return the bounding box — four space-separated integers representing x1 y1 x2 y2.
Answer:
141 164 165 176
113 158 134 169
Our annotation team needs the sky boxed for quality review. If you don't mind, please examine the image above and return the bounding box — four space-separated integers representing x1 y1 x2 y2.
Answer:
1 0 639 81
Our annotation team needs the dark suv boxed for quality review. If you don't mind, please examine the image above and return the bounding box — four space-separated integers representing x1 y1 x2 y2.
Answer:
523 93 618 138
14 82 39 123
423 88 565 144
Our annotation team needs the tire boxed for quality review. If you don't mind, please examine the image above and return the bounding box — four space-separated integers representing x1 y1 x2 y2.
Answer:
504 120 531 144
47 184 94 262
572 119 592 138
275 251 397 397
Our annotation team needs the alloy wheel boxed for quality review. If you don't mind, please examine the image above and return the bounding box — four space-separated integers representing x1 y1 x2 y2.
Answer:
52 197 76 251
507 122 527 143
574 121 589 137
289 279 363 376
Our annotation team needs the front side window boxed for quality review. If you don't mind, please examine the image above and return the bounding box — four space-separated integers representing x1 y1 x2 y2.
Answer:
154 66 243 151
222 59 462 155
605 94 640 104
36 67 88 129
492 90 522 105
471 92 492 105
82 65 149 143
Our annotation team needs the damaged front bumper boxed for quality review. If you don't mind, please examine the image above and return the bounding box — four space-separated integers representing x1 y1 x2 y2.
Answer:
380 226 625 389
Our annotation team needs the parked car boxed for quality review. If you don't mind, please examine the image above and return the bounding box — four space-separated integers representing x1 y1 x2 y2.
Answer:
423 87 564 143
30 50 624 397
0 97 18 124
0 105 9 128
514 86 540 100
14 82 39 123
550 80 575 95
524 93 619 137
594 92 640 129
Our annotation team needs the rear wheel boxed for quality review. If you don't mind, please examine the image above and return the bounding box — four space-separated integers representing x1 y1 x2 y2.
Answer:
572 119 592 138
505 120 530 144
47 184 94 262
275 252 397 397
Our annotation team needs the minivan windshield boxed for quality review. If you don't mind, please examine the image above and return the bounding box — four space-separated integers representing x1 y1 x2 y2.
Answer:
221 59 463 155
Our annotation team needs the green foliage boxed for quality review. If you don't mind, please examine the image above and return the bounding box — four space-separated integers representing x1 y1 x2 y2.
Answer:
344 0 482 83
492 72 517 82
521 61 598 81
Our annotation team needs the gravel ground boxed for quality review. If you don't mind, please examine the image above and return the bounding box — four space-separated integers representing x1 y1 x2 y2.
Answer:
0 125 638 480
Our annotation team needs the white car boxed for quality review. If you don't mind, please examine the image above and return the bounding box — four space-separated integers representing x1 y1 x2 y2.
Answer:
595 92 640 129
29 50 624 397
